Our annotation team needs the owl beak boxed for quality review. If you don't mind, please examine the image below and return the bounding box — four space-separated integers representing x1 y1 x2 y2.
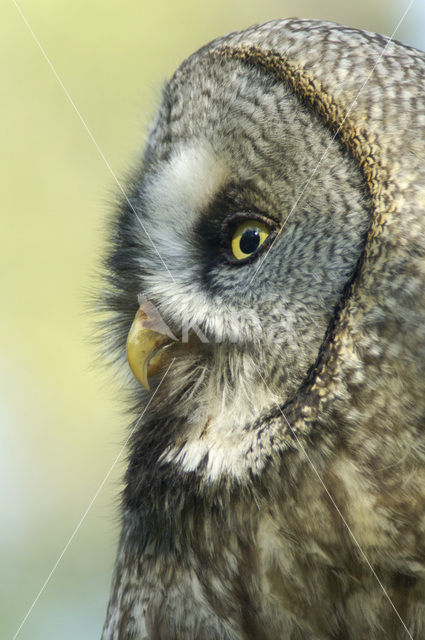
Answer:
126 307 174 391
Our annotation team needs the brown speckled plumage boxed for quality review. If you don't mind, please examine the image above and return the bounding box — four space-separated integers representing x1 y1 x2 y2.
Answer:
100 19 425 639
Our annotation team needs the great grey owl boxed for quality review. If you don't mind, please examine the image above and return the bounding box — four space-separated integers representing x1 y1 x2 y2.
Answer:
100 18 425 640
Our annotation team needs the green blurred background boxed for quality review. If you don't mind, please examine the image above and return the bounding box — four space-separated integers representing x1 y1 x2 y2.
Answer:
1 1 423 638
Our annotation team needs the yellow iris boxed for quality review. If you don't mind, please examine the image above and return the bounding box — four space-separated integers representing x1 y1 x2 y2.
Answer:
231 220 271 260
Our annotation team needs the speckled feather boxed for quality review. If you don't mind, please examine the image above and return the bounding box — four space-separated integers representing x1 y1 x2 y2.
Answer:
100 19 425 640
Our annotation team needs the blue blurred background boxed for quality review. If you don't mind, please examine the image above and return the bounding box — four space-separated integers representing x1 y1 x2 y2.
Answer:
1 1 424 638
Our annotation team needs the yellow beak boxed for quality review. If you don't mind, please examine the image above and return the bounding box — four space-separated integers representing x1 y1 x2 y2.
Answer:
126 307 174 391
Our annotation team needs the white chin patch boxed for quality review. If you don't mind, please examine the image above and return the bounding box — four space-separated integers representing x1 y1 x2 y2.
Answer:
160 383 281 481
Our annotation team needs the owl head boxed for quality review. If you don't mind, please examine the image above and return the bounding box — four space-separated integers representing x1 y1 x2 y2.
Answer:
101 20 425 490
101 35 376 481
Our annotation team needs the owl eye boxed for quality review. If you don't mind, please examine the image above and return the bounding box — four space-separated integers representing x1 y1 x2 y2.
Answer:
231 220 272 261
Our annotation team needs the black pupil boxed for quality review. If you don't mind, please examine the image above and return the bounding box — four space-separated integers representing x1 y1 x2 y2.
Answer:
240 228 260 254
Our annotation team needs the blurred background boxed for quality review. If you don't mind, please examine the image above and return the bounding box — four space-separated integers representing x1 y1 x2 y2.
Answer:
1 1 423 638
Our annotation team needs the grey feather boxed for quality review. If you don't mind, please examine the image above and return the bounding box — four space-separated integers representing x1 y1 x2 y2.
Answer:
100 18 425 640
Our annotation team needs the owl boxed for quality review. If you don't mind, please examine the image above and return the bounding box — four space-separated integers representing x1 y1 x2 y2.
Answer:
100 19 425 640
